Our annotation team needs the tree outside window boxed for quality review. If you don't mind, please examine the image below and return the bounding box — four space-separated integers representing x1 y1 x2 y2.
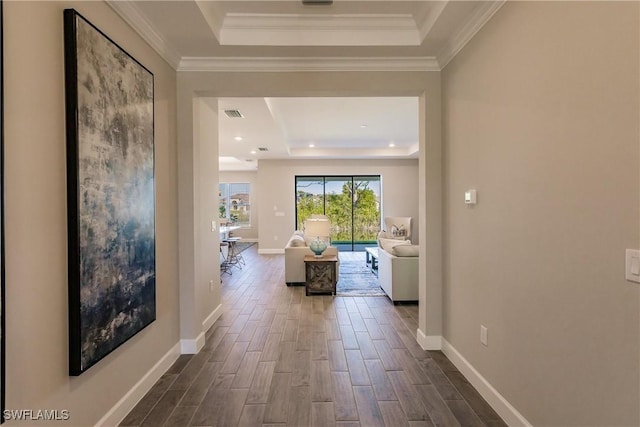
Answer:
219 183 251 226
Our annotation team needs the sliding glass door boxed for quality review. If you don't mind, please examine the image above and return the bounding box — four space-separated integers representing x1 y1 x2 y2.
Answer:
295 175 381 251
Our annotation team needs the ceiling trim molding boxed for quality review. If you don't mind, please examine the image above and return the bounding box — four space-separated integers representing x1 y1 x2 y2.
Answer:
437 0 506 69
106 0 182 69
219 13 420 46
417 1 448 42
178 56 440 72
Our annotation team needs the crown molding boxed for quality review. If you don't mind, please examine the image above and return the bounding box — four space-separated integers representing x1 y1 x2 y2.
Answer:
417 1 448 42
178 56 440 72
106 0 182 69
437 0 506 69
219 13 420 46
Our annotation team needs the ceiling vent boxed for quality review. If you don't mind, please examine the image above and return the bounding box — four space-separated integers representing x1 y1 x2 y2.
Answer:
258 147 269 152
302 0 333 4
224 109 244 118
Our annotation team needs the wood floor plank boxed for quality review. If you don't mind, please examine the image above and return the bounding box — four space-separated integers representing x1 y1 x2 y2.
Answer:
327 340 348 372
237 320 259 342
414 384 460 427
209 333 240 362
139 389 185 427
310 360 333 402
282 319 299 342
373 339 403 371
377 401 410 427
348 311 368 332
311 332 329 360
180 362 223 406
417 359 462 401
221 341 251 374
363 318 386 340
363 359 397 401
339 325 359 350
260 333 283 362
171 351 211 391
163 404 196 427
355 331 379 360
352 386 384 427
392 348 430 385
248 326 271 352
275 341 296 373
446 400 485 427
287 386 311 427
387 371 429 421
238 405 266 427
263 372 292 424
296 324 313 351
292 350 312 387
229 314 251 334
331 371 359 421
344 350 371 386
325 319 342 340
231 352 262 389
246 361 277 404
380 324 407 349
311 402 336 427
336 308 351 326
269 314 288 335
190 374 235 426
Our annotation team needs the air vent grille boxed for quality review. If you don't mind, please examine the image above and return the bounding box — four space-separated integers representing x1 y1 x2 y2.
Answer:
258 147 269 152
302 0 333 4
224 109 244 118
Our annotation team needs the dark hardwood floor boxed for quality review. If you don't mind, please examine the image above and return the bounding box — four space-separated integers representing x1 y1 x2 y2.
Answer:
120 245 506 427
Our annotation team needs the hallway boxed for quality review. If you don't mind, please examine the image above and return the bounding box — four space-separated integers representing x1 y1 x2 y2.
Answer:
120 246 505 426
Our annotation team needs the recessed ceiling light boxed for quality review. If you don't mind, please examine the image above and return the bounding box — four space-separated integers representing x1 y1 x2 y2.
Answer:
250 150 257 154
234 136 243 141
360 124 368 128
389 143 395 148
309 143 315 148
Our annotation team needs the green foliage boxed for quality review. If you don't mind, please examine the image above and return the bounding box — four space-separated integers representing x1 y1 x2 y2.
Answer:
296 180 380 243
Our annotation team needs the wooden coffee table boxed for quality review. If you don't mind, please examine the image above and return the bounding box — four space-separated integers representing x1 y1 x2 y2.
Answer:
304 255 338 296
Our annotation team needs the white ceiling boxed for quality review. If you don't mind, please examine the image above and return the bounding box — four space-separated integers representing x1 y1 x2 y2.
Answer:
107 0 504 170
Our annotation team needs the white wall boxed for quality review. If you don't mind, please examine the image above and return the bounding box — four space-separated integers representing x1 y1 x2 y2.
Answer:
256 159 419 252
219 171 259 241
442 2 639 425
5 1 179 425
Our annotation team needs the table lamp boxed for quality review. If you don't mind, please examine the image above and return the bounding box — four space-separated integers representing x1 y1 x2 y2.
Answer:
305 219 330 257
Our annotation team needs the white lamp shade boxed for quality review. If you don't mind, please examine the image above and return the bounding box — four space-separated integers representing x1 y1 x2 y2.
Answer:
305 219 330 237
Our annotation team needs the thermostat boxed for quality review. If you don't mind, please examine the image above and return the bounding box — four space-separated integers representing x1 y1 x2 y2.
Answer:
464 190 477 205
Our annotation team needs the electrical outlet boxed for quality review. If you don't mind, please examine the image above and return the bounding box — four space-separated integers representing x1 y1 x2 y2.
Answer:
480 325 488 346
211 220 216 232
274 235 278 241
209 280 214 292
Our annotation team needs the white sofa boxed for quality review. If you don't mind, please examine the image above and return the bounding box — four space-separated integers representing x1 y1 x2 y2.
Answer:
284 232 340 285
377 238 419 302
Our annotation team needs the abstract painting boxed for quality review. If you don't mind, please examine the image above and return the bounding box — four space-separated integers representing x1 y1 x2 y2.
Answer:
64 9 155 375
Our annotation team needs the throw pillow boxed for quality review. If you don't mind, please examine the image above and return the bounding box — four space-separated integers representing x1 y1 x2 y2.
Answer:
288 235 306 247
378 237 410 254
393 244 419 257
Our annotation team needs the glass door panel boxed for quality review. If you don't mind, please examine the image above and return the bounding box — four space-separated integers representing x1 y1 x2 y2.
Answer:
295 177 325 230
352 177 381 251
324 177 352 251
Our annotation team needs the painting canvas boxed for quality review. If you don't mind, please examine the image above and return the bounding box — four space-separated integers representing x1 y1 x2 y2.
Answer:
64 9 155 375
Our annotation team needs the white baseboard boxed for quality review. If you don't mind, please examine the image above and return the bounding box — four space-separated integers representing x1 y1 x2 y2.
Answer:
96 342 181 427
441 339 532 427
180 332 205 354
203 304 223 333
258 249 284 255
416 329 442 350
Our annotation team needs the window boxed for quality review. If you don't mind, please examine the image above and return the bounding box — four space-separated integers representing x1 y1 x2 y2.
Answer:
295 175 381 251
219 182 251 226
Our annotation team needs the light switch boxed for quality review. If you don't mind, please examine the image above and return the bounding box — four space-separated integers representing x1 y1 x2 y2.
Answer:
625 249 640 283
464 189 477 205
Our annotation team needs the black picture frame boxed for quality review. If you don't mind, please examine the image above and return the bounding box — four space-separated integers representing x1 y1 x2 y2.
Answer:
63 9 155 376
1 0 5 422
